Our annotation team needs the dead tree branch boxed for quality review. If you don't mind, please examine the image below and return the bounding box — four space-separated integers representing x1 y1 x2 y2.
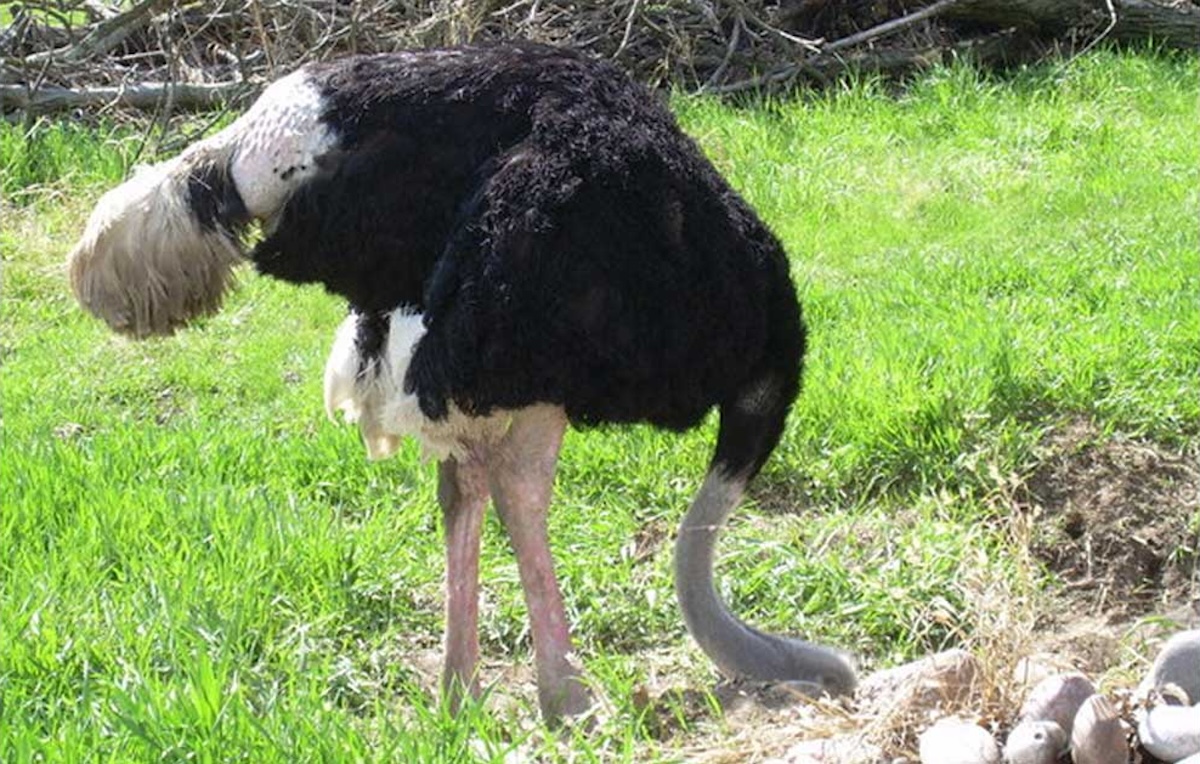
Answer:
0 80 248 112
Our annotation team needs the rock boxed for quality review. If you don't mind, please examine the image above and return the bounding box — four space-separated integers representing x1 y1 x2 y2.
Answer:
1175 754 1200 764
1140 630 1200 704
1003 720 1066 764
771 735 881 764
858 649 979 717
918 718 1001 764
1012 654 1077 692
1157 682 1192 707
1138 703 1200 762
1018 672 1096 737
1070 694 1127 764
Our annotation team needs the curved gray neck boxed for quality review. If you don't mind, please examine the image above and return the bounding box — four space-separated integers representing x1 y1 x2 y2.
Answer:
674 470 857 696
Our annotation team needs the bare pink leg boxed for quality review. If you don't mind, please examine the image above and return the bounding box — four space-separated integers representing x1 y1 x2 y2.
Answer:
489 405 591 723
438 456 489 712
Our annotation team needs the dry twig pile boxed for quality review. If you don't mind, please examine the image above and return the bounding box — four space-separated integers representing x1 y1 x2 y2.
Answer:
2 1 1197 115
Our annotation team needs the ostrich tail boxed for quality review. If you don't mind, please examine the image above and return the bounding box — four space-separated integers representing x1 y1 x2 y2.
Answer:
67 151 245 338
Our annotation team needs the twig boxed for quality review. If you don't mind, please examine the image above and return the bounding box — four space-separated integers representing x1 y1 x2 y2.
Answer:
25 0 170 65
739 4 821 53
700 12 744 92
614 0 644 59
1071 0 1120 59
81 1 122 22
823 0 963 55
710 0 963 94
249 0 276 73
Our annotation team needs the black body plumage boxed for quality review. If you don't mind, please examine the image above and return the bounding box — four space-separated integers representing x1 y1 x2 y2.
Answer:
249 44 805 478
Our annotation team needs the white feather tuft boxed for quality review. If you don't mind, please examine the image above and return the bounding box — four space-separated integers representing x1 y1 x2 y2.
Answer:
323 313 366 423
323 308 510 461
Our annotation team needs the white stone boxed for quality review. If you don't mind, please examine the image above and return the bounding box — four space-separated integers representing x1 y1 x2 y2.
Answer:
773 735 881 763
1140 630 1200 704
1003 720 1066 764
858 649 979 717
1018 672 1095 737
918 719 1001 764
1012 654 1076 691
1138 703 1200 762
1070 695 1127 764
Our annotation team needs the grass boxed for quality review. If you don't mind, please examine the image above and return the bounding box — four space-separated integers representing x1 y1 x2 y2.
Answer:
2 49 1198 761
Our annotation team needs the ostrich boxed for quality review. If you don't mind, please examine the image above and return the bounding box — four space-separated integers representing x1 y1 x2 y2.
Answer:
67 43 856 722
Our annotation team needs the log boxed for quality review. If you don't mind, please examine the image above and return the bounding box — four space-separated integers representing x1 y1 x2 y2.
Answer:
0 81 249 113
946 0 1200 49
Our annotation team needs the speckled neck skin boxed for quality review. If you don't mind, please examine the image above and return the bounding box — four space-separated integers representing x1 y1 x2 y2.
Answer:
223 69 339 222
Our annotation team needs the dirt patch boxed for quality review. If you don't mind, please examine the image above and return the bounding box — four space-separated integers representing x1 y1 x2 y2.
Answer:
1024 420 1200 644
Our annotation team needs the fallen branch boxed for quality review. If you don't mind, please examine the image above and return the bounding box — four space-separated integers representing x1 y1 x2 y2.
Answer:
823 0 964 55
709 0 1198 94
0 80 249 113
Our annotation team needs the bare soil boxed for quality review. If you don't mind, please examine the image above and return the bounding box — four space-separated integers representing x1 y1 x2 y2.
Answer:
1023 420 1200 674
